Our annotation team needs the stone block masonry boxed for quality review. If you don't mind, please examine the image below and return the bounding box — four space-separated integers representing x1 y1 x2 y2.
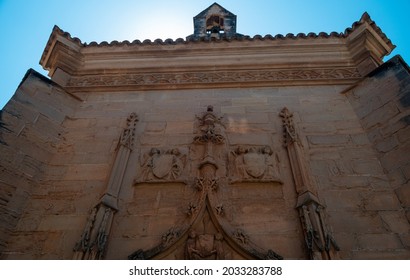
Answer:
0 70 79 258
345 56 410 227
2 68 410 259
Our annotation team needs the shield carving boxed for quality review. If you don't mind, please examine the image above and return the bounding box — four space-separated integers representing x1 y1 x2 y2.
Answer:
196 234 215 258
243 152 266 178
152 154 174 179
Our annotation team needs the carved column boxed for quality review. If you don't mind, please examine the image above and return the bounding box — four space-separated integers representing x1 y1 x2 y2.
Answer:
73 113 138 260
279 107 339 260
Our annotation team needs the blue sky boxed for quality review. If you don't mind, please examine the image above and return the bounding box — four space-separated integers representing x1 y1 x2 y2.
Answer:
0 0 409 109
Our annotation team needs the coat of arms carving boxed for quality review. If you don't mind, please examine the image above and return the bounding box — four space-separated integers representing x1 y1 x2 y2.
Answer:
229 146 282 184
135 148 187 183
185 230 225 260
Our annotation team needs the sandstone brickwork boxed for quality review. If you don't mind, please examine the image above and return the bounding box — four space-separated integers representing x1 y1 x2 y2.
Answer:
0 4 408 259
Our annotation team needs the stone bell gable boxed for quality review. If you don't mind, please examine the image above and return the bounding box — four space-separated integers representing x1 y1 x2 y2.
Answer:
187 2 240 39
0 3 409 259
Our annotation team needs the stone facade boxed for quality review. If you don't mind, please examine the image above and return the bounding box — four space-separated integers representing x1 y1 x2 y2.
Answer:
0 3 409 259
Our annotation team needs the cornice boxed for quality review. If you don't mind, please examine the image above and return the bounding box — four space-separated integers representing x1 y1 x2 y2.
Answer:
345 12 394 50
39 12 394 89
40 25 83 74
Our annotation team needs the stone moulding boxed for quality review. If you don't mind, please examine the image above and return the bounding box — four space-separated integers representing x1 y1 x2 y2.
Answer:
65 67 362 91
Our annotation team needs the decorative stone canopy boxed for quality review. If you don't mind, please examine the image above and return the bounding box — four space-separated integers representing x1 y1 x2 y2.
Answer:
39 5 395 91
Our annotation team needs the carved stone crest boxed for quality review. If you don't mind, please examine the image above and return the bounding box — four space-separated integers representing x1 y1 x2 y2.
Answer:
229 146 282 183
185 230 225 260
244 148 266 178
136 148 187 183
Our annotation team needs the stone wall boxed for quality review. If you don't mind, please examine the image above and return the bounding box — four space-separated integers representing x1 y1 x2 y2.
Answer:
345 55 410 258
0 70 78 258
1 60 409 259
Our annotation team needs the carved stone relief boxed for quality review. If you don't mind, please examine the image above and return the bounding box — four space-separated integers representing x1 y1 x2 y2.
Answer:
193 105 226 162
229 145 282 183
74 112 138 260
232 228 250 245
119 113 138 150
186 202 198 217
161 227 181 247
67 67 361 89
279 107 297 147
185 230 225 260
195 176 220 192
135 148 187 183
128 106 284 260
280 107 340 260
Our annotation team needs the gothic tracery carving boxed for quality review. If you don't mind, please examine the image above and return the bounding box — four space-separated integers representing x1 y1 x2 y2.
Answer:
119 113 138 150
74 113 137 260
279 107 297 147
280 107 339 260
129 106 284 260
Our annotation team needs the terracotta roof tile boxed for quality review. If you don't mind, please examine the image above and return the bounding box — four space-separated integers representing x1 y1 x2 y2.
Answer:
42 12 394 50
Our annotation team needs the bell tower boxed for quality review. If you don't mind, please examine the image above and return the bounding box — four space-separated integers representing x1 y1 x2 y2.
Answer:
187 2 241 39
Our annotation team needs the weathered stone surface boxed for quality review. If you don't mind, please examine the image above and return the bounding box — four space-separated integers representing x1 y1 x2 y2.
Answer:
380 142 410 171
375 136 400 153
379 211 410 234
357 233 404 250
351 247 410 259
144 122 167 133
327 211 386 234
395 183 410 207
307 134 351 146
